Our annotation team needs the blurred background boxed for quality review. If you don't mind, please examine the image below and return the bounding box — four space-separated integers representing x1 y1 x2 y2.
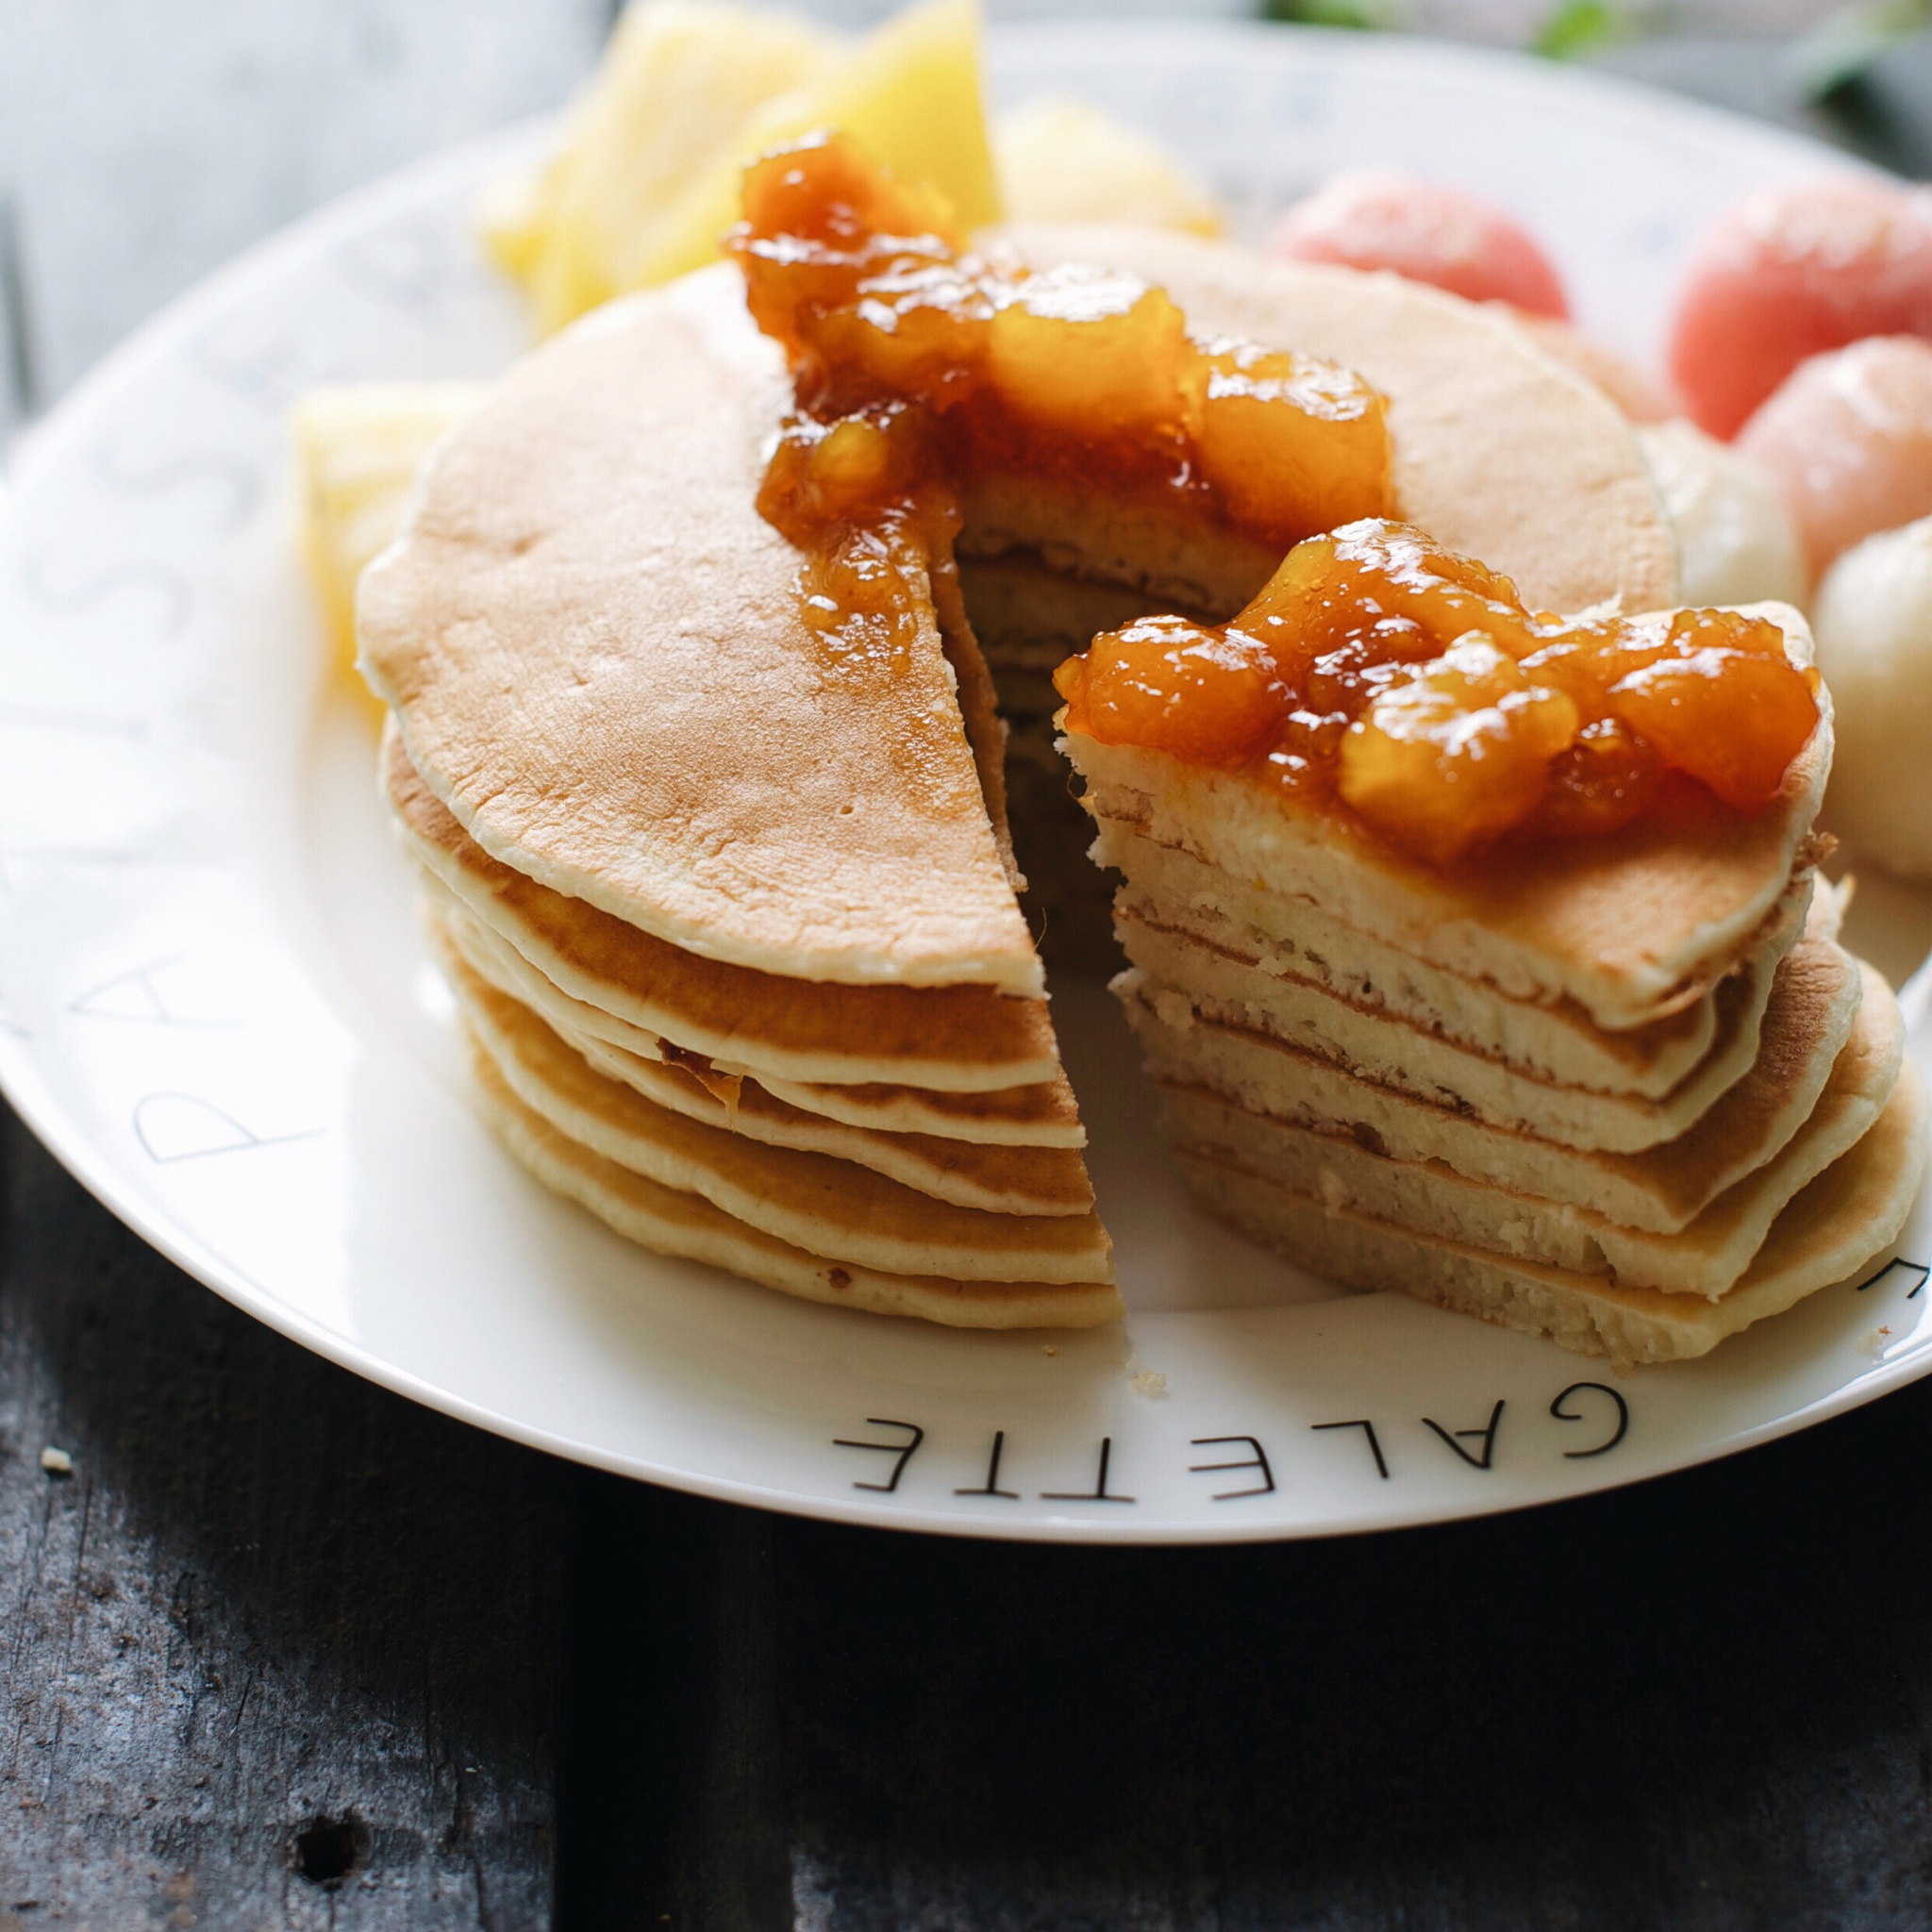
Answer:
3 0 1930 434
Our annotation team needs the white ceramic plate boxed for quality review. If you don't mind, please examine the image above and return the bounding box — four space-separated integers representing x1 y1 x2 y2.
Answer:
3 23 1929 1542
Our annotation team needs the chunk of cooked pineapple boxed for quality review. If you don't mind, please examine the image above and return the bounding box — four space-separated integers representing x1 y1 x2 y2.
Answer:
488 0 999 334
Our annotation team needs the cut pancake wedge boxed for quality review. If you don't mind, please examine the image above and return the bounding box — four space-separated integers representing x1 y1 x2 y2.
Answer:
390 727 1063 1093
1096 822 1805 1098
1121 926 1864 1234
1175 1055 1928 1368
432 884 1080 1145
456 956 1114 1286
1162 960 1905 1297
470 1048 1122 1330
359 266 1043 995
429 929 1091 1215
1074 709 1831 1036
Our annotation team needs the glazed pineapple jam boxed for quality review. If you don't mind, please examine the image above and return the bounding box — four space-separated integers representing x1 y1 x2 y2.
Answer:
732 133 1387 654
1058 525 1823 866
735 134 1824 871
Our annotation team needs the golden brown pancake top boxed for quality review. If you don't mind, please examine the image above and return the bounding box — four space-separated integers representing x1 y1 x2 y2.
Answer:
385 727 1064 1083
359 267 1042 994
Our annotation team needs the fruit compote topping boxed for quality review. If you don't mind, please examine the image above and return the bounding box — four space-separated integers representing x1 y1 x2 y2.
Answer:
730 132 1391 669
1055 519 1823 868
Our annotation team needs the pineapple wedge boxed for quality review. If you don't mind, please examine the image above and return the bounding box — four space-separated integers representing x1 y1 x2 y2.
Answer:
487 0 999 333
658 0 1002 285
993 96 1223 238
291 383 487 691
483 1 841 333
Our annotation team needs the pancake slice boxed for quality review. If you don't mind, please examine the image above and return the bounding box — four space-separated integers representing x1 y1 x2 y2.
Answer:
1073 716 1832 1036
1176 1055 1927 1368
1120 926 1864 1234
1161 960 1905 1297
431 886 1080 1145
359 264 1043 995
468 1047 1122 1330
1095 822 1812 1098
456 954 1114 1286
1118 908 1776 1152
389 727 1063 1092
429 938 1091 1215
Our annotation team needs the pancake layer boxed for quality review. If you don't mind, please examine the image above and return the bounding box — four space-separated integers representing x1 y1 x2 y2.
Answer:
1179 1059 1927 1368
468 1049 1122 1330
1064 630 1922 1356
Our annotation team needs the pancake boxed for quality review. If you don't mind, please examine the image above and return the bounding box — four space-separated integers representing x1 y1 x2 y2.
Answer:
1121 926 1864 1234
468 1048 1121 1330
1066 630 1832 1035
1095 823 1815 1098
431 882 1080 1144
995 225 1679 621
361 212 1911 1348
1117 908 1779 1153
388 726 1063 1092
456 955 1113 1286
1176 1055 1928 1369
360 265 1042 995
1161 960 1905 1297
426 935 1090 1215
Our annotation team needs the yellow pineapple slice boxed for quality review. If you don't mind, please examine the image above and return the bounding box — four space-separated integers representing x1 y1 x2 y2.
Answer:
486 0 1000 333
291 384 487 695
992 95 1224 237
484 1 841 333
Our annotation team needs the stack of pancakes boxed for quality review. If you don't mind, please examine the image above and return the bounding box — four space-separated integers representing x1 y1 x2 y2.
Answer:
359 271 1118 1329
1061 626 1930 1365
354 218 1925 1349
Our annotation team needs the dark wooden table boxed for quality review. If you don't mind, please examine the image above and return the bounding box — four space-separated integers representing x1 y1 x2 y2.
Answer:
6 10 1932 1926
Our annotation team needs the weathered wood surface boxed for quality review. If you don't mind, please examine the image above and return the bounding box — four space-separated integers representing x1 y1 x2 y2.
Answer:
548 1369 1932 1929
0 1103 572 1927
